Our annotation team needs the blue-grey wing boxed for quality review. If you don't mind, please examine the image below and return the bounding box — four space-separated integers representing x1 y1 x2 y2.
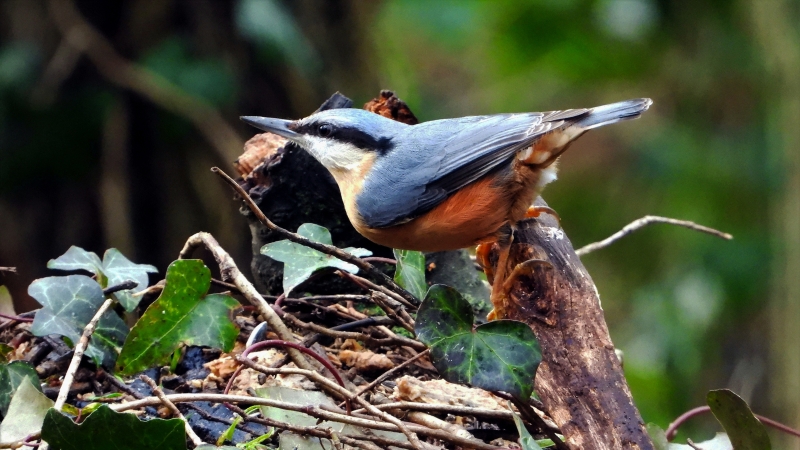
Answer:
356 111 580 228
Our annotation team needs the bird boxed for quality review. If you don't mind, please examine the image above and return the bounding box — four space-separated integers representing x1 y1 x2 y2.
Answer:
241 98 651 252
241 98 652 317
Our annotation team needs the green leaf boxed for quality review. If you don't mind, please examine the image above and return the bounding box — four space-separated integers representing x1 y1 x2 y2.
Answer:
0 285 14 316
47 246 103 275
47 247 157 311
393 249 427 299
115 260 239 375
101 248 158 312
707 389 770 450
261 223 371 295
29 275 128 368
509 402 544 450
0 361 41 416
0 380 53 444
42 405 186 450
415 284 542 400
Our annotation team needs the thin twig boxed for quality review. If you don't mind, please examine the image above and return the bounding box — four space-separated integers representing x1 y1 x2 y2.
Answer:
576 215 733 256
665 405 800 441
226 403 417 450
179 232 320 379
339 270 416 310
225 339 352 413
343 350 430 408
0 267 17 274
0 313 33 323
237 361 425 450
370 291 415 332
367 400 516 421
140 375 204 447
284 314 426 350
112 393 500 450
53 280 137 411
362 257 397 265
211 167 419 307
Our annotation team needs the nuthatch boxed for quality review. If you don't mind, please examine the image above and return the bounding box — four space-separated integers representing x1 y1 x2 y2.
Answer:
241 98 652 254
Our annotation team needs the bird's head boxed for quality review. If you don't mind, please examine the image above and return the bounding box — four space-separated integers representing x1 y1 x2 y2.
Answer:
241 109 407 173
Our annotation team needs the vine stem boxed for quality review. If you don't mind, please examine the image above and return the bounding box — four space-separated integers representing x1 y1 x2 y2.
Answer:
666 405 800 441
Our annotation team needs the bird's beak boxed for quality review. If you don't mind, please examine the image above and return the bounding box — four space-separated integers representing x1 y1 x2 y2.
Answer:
240 116 301 141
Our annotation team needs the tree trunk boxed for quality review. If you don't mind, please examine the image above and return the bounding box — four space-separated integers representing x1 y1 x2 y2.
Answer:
499 198 654 449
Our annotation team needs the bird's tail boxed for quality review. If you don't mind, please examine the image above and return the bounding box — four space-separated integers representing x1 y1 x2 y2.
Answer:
577 98 653 130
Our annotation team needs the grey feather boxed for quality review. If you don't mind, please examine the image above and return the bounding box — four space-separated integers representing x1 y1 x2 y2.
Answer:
351 99 651 228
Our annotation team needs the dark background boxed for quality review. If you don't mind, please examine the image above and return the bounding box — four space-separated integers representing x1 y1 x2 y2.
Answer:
0 0 798 445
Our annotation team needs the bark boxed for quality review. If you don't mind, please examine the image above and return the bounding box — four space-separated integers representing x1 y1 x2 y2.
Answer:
497 198 653 449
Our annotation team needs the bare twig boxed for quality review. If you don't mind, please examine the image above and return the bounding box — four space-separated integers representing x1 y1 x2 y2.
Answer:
47 0 242 162
576 215 733 256
140 375 204 447
0 267 17 274
234 348 426 450
338 270 416 310
225 403 419 450
0 313 33 323
284 314 426 350
665 405 800 441
0 432 41 449
112 393 503 450
226 339 351 413
370 291 415 332
53 280 136 411
368 400 515 421
362 257 397 265
179 232 319 376
344 350 430 406
211 167 419 307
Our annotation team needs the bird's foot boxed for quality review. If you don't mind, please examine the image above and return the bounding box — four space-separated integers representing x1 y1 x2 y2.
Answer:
487 258 555 321
525 205 561 227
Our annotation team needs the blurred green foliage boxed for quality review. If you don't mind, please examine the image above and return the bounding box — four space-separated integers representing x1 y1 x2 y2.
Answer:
0 0 795 445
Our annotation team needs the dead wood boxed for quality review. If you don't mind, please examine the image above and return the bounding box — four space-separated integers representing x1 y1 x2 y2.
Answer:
496 198 654 449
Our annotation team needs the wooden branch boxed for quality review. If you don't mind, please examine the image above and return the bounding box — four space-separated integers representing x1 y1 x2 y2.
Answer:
576 215 732 256
496 197 654 449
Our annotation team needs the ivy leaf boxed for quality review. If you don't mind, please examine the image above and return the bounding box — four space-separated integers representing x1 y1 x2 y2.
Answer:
0 380 53 445
46 246 157 311
29 275 128 368
47 246 103 275
115 260 239 375
393 249 426 300
415 284 542 400
707 389 770 450
42 405 186 450
101 248 158 311
0 361 41 416
261 223 371 295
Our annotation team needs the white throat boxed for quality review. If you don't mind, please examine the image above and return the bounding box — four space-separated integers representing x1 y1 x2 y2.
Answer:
300 135 366 171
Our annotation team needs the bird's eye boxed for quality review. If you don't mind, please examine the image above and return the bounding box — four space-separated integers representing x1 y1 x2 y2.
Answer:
318 124 332 137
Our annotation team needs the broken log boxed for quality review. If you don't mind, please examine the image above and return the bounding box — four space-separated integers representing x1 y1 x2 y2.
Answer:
497 198 654 449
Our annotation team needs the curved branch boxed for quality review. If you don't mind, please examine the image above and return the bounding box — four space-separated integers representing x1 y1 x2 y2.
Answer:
576 215 733 256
